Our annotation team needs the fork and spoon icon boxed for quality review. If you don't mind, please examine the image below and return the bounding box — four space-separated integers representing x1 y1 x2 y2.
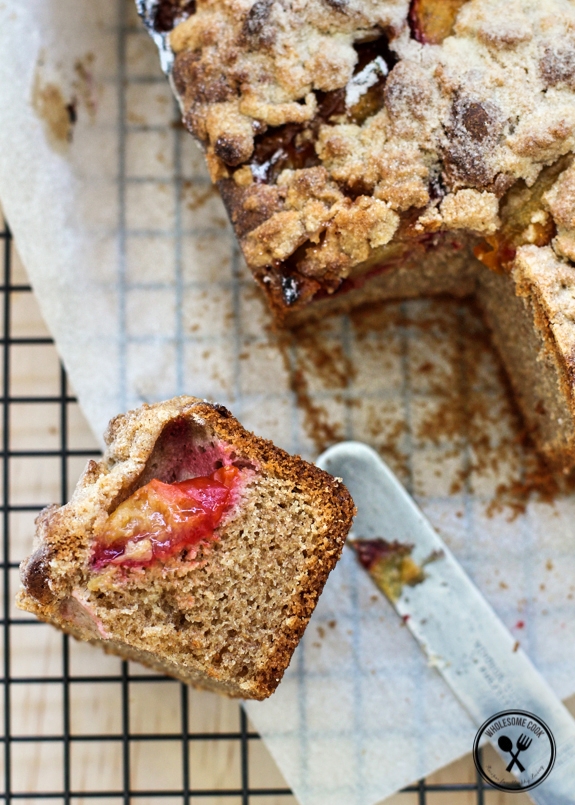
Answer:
498 733 533 772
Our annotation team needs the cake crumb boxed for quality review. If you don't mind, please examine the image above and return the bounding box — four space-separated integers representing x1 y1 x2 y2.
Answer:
440 190 500 234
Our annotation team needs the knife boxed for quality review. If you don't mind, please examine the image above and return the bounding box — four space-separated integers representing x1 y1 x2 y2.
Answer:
317 441 575 802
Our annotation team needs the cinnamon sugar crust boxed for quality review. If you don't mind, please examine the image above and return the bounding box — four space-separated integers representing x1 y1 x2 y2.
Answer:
17 397 355 699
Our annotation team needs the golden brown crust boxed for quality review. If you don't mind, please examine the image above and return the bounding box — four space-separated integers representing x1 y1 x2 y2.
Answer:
17 396 355 699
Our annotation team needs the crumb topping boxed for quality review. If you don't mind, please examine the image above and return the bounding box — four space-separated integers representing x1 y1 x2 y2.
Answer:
544 161 575 261
151 0 575 311
440 189 500 234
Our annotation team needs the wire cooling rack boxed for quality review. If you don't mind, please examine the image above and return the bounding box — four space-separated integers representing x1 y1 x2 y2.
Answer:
1 215 511 805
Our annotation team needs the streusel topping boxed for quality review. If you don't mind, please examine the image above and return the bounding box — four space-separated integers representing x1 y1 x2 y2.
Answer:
162 0 575 300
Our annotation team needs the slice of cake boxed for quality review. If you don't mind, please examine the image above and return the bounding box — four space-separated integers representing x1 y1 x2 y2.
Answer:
17 397 354 699
138 0 575 470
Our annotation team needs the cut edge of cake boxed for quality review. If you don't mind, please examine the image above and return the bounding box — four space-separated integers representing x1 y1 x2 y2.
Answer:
17 396 355 699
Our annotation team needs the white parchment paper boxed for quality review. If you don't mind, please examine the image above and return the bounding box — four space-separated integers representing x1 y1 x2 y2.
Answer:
2 2 575 803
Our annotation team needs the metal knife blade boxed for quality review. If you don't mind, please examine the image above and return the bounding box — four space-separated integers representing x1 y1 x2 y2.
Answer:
317 441 575 803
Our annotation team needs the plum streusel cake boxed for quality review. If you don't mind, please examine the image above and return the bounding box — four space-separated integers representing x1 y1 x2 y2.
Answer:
138 0 575 468
17 397 354 699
